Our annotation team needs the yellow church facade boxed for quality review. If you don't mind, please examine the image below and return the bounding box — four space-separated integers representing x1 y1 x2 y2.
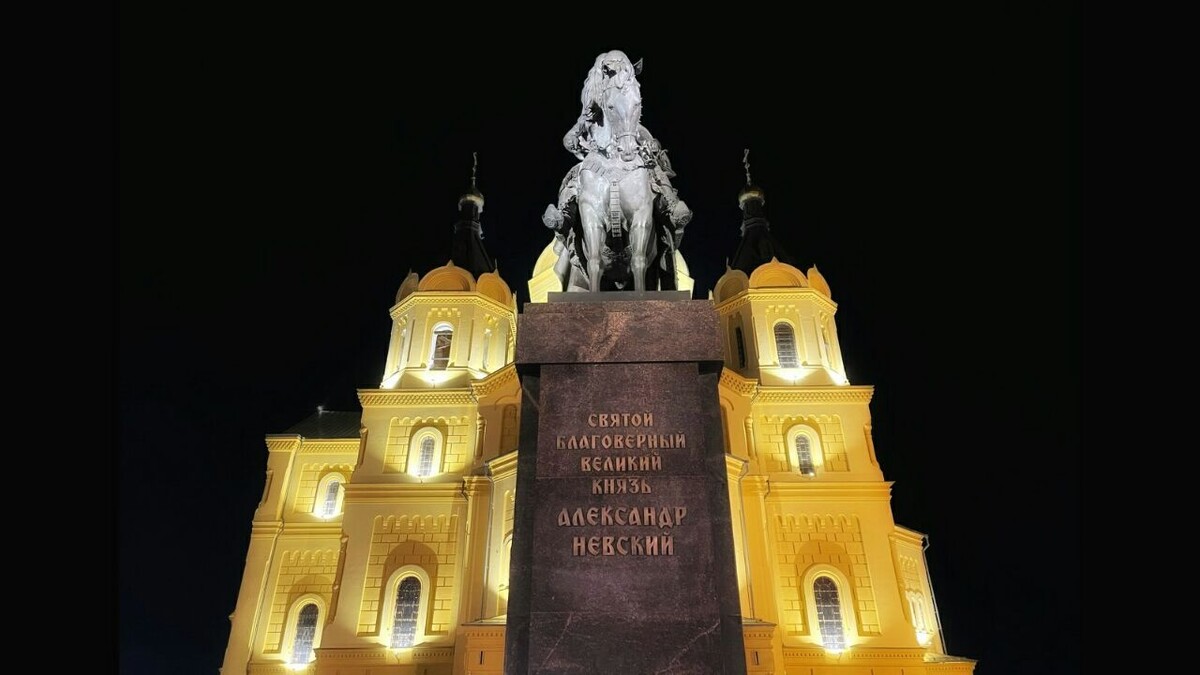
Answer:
220 182 976 674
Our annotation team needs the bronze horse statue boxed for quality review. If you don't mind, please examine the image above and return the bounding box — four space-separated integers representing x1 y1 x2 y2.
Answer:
543 51 692 292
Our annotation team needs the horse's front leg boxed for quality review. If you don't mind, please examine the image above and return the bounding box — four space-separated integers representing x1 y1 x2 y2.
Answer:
626 173 655 292
628 204 654 292
576 195 604 290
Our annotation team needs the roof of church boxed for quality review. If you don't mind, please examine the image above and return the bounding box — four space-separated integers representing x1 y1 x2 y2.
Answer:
730 225 799 275
285 410 362 439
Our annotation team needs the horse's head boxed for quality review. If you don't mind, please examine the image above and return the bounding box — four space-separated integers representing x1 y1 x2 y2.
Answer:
582 51 643 162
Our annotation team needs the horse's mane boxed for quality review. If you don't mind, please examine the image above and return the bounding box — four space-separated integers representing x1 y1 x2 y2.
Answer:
580 50 640 109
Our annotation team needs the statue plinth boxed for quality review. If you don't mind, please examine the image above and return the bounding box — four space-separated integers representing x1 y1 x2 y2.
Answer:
546 290 691 304
505 299 746 674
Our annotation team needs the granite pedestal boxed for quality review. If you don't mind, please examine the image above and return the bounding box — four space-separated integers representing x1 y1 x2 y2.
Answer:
504 296 745 674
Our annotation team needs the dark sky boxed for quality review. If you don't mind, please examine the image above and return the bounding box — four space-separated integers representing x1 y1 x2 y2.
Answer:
119 8 1077 675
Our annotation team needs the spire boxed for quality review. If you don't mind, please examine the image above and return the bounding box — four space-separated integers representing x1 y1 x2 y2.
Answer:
451 151 496 277
729 149 798 275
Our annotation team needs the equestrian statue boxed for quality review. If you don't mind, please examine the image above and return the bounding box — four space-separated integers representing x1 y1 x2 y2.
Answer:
542 50 693 292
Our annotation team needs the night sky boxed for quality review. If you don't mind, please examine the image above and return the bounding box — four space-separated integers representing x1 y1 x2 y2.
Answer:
119 9 1077 675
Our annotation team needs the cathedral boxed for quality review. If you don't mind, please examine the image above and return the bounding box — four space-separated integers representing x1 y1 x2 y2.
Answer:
219 49 974 675
218 165 977 673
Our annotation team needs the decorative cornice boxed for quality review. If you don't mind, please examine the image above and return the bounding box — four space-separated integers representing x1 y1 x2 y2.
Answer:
315 647 389 663
891 525 927 544
742 619 776 639
486 450 519 479
250 522 282 537
298 440 358 453
753 385 874 405
764 480 894 501
713 293 751 315
782 647 826 659
782 646 927 663
277 523 345 537
358 389 477 408
470 364 518 399
725 454 748 478
459 627 507 638
462 475 492 497
714 287 838 314
264 437 300 453
719 368 759 397
343 482 467 505
847 648 928 661
390 292 517 331
247 664 310 675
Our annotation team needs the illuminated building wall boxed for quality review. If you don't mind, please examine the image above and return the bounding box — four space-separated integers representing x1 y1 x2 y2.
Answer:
220 194 976 674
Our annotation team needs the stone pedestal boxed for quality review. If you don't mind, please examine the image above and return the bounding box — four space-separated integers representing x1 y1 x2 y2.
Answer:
505 298 746 674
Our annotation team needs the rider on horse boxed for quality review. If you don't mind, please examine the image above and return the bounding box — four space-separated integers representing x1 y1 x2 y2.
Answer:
543 51 692 291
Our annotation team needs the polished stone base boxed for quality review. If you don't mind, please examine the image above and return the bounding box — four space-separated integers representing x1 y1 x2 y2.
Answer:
506 299 745 674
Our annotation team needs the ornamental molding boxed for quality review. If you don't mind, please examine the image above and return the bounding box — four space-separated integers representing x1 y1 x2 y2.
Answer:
391 292 516 329
247 664 307 675
264 437 300 453
713 294 751 315
847 648 928 661
782 647 927 663
250 522 282 537
358 389 477 407
299 440 358 453
344 482 467 505
764 480 893 501
754 385 874 405
719 368 759 397
460 628 507 638
891 525 927 544
315 647 389 663
461 475 492 497
782 647 826 659
470 364 518 399
277 523 344 537
715 288 838 314
486 450 519 479
741 620 777 639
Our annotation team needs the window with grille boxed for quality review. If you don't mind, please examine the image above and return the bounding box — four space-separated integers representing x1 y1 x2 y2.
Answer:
291 603 319 663
431 326 453 370
814 576 846 650
774 323 798 368
795 436 815 476
735 326 747 368
417 437 435 476
391 577 422 648
320 479 340 517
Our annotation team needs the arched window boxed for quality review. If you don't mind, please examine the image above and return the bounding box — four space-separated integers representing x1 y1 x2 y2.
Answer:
481 328 492 370
795 436 815 476
430 324 453 370
320 479 340 517
417 437 435 477
498 532 513 614
813 576 846 650
407 428 443 478
500 404 520 453
821 322 834 365
291 603 319 664
774 322 798 368
282 596 326 665
785 425 824 476
906 590 932 644
314 473 346 518
734 326 747 369
391 577 422 648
